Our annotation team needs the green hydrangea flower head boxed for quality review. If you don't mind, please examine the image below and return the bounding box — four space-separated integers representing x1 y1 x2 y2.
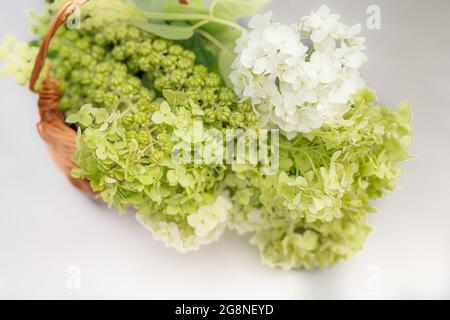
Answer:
225 89 412 269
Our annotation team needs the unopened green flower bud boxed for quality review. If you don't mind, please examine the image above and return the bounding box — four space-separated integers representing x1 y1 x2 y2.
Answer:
187 75 203 88
152 39 168 53
205 73 221 88
126 130 137 142
219 87 236 105
217 106 231 122
134 112 149 125
229 112 245 127
168 44 183 56
138 130 151 146
122 112 135 126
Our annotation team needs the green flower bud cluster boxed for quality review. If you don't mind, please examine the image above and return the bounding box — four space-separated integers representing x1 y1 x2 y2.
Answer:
49 27 156 115
42 13 256 130
100 30 254 129
224 90 413 269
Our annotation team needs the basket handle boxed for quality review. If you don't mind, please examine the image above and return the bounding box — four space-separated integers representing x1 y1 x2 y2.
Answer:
29 0 90 92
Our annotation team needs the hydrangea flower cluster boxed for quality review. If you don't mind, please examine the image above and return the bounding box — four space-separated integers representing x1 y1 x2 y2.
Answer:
230 6 367 137
0 34 38 85
47 0 258 252
69 99 235 251
1 0 257 252
1 0 413 269
225 90 412 269
139 195 233 252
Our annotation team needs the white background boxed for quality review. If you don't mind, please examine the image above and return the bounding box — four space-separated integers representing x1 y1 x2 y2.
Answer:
0 0 449 299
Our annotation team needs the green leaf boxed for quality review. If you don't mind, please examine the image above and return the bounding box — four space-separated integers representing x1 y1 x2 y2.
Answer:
169 0 226 35
210 30 239 84
165 0 207 14
177 33 218 69
28 40 40 48
122 0 166 12
215 29 240 51
200 22 229 36
210 0 270 20
218 49 235 86
133 20 197 40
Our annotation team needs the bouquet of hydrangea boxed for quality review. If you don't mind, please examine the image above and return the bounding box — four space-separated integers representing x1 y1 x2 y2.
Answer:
0 0 412 269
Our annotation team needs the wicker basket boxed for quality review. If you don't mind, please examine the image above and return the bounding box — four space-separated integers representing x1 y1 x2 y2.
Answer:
29 0 191 195
29 0 93 193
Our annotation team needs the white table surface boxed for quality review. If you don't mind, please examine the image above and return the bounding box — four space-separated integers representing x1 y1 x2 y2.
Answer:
0 0 449 299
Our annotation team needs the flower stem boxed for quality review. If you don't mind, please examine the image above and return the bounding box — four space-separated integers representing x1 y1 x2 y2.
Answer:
196 29 230 53
141 12 245 33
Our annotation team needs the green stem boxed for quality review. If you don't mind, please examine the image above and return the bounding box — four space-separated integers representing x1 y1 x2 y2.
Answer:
141 11 245 33
191 20 210 30
196 28 230 53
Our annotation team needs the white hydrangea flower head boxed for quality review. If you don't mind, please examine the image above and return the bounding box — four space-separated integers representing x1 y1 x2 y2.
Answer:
230 6 368 137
